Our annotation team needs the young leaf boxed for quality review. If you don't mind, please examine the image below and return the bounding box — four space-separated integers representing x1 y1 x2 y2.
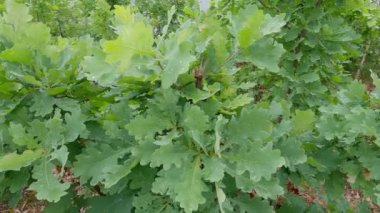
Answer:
161 41 196 88
103 6 154 71
0 150 43 172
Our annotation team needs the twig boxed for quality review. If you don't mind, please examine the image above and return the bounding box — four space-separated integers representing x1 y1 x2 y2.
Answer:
355 41 371 80
258 0 280 12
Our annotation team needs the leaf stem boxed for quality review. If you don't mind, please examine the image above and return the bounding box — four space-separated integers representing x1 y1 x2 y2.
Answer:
355 41 371 80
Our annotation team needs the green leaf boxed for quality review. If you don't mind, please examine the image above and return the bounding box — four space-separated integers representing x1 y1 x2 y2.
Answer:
6 169 31 193
174 159 208 213
231 142 285 182
126 114 173 140
30 92 55 117
227 107 273 141
356 144 380 180
338 81 366 104
183 105 209 133
150 143 193 170
4 1 32 30
81 53 118 87
235 172 255 192
151 166 178 195
261 14 287 35
44 110 65 148
86 190 134 213
230 5 265 48
229 5 285 49
300 72 320 83
242 37 285 73
55 98 81 112
233 196 274 213
291 109 316 135
73 144 130 187
0 45 33 64
50 145 69 168
253 177 284 199
103 6 154 71
325 172 345 201
44 193 78 213
278 138 307 170
161 41 196 88
277 194 308 213
64 109 88 142
202 156 226 182
0 150 43 172
214 115 228 158
152 159 208 213
8 122 38 148
23 23 51 49
375 185 380 205
29 161 70 202
131 141 158 166
224 94 254 110
180 82 221 103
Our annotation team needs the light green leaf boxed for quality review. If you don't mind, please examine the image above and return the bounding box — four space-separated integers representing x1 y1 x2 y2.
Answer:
0 150 43 172
29 161 70 202
30 92 55 117
230 5 265 48
300 72 320 83
243 38 285 73
50 145 68 168
4 1 32 30
23 23 51 49
261 14 286 35
81 53 118 87
214 115 228 158
161 41 196 88
224 94 254 110
44 110 65 147
9 122 38 148
0 45 33 64
103 6 153 71
181 82 221 103
291 109 316 135
183 105 209 133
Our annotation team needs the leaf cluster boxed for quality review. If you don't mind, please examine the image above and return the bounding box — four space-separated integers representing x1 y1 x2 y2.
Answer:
0 0 380 212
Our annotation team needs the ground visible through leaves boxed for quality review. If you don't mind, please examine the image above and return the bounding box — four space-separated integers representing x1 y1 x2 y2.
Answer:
1 180 380 213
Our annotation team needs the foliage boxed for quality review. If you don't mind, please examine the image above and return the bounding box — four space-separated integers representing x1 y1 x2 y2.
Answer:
0 0 380 212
